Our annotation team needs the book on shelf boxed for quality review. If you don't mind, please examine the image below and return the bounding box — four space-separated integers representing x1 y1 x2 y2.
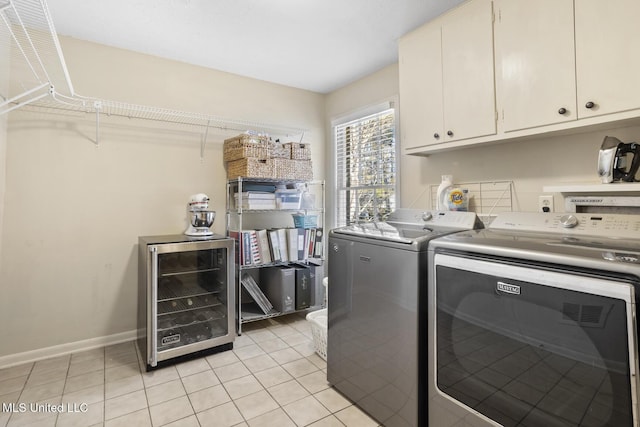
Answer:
230 227 323 266
297 228 306 261
268 229 282 262
286 228 298 262
256 229 272 264
277 229 289 262
313 228 324 258
228 230 259 266
248 230 261 265
240 274 274 314
305 228 314 259
242 231 252 265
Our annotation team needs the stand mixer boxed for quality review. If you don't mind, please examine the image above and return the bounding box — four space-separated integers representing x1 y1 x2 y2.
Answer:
184 193 216 237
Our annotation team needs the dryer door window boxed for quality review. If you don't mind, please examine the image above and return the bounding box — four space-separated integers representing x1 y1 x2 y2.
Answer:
433 254 637 427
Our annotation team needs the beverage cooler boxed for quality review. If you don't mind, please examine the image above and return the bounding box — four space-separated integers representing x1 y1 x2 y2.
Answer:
138 235 235 370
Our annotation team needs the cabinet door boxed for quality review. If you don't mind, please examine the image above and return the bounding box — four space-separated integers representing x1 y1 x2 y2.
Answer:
398 23 443 149
575 0 640 118
441 0 496 142
494 0 576 132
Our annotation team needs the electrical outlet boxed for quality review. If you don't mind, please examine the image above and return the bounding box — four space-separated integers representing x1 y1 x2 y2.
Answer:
539 195 554 213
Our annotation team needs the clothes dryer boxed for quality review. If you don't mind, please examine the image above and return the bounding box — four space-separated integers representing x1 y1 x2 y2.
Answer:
428 212 640 426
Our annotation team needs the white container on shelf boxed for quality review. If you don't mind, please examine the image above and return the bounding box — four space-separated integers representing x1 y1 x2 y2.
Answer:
275 189 301 209
436 175 453 210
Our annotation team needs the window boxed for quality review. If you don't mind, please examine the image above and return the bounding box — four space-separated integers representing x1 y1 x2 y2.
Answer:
335 106 397 227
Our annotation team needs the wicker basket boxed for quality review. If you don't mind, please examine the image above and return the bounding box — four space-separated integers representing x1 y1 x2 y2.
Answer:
284 142 311 160
223 134 271 162
306 309 327 360
274 159 313 180
271 143 290 159
226 158 275 180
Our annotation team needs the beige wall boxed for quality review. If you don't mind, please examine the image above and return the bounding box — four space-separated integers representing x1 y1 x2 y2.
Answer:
324 63 400 228
325 62 640 216
0 28 8 290
402 126 640 212
0 37 325 361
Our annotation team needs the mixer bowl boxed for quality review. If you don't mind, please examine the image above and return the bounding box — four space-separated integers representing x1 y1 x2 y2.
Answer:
190 210 216 228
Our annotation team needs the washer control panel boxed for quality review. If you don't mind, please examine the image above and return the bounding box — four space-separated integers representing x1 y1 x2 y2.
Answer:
490 212 640 237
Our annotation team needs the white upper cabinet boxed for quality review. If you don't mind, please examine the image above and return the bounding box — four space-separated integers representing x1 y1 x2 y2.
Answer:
495 0 640 132
401 0 640 155
575 0 640 118
398 23 443 150
494 0 576 132
441 0 496 142
399 0 495 150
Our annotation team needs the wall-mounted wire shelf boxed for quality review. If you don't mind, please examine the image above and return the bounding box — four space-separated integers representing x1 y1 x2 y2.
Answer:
429 180 513 222
0 0 307 142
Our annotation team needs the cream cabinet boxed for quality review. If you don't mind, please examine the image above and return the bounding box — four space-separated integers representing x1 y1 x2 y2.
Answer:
575 0 640 119
398 23 443 149
494 0 576 132
440 0 496 142
495 0 640 133
399 0 495 150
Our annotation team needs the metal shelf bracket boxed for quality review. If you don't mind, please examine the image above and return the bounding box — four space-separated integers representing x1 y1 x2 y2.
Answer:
2 0 308 140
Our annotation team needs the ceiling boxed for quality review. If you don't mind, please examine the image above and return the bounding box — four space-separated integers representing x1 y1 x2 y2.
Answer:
46 0 464 94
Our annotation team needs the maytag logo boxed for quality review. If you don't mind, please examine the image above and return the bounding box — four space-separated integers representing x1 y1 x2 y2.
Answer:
497 281 520 295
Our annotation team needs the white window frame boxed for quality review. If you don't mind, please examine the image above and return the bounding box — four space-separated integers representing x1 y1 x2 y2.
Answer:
332 100 399 227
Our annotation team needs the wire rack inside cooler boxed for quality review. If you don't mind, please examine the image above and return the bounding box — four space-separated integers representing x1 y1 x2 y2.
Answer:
157 279 223 301
157 295 222 316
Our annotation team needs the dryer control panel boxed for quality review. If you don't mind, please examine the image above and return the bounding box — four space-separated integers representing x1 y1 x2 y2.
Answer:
489 212 640 237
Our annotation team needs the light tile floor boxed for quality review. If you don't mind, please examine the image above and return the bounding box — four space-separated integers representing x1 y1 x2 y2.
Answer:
0 313 380 427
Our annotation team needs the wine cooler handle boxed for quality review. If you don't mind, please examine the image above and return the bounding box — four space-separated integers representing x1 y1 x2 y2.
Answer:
150 246 158 367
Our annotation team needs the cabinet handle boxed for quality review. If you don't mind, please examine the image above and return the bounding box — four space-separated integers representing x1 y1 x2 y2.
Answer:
558 107 567 115
447 130 454 137
433 133 440 139
585 101 595 109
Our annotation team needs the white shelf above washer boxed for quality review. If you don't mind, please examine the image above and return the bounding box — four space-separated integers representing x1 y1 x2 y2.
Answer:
543 183 640 194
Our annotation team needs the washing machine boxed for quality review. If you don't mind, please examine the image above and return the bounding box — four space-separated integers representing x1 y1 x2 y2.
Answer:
428 212 640 426
328 209 483 427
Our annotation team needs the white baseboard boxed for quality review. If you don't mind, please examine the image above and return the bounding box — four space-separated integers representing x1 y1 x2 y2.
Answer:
0 329 138 369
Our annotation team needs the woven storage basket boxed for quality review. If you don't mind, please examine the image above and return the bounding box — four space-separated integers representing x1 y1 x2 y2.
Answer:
271 143 290 159
274 159 313 180
223 135 271 162
226 158 275 180
284 142 311 160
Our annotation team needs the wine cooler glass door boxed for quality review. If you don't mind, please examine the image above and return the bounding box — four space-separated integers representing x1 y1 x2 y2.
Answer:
152 244 231 360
